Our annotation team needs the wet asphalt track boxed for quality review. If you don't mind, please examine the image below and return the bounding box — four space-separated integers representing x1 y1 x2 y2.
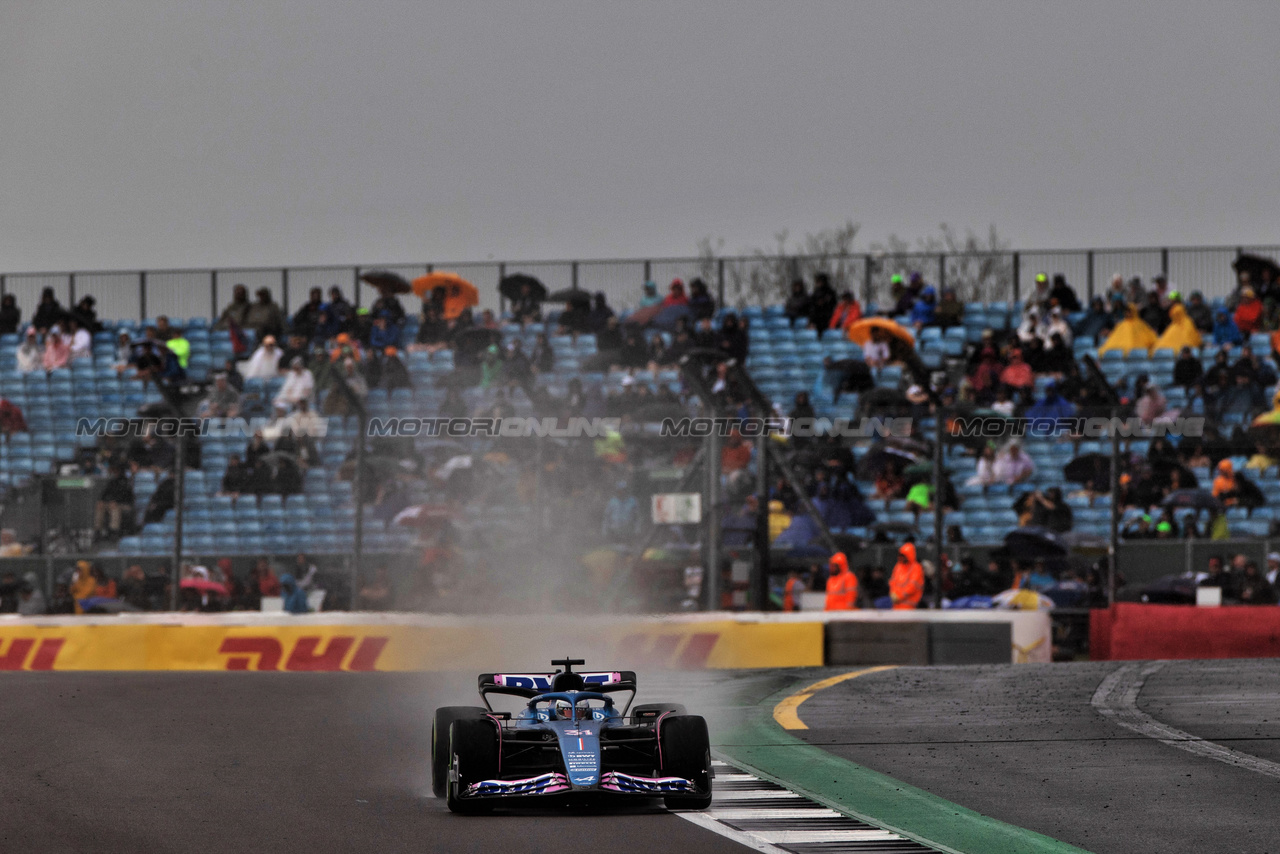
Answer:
7 662 1280 853
0 672 753 854
797 660 1280 854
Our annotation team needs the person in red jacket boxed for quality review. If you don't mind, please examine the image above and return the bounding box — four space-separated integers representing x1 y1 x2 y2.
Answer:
889 543 924 610
824 552 858 610
828 292 863 333
1234 287 1264 335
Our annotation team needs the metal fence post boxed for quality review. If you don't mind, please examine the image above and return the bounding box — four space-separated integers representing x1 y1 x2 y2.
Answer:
705 430 720 611
281 268 290 314
210 270 219 321
139 271 147 321
1108 407 1120 606
753 432 770 610
1160 248 1169 280
571 261 579 292
933 409 945 609
352 266 361 308
1011 253 1020 303
643 259 651 284
717 258 725 308
863 255 873 308
68 273 76 305
938 253 946 292
1086 251 1095 301
497 262 506 316
170 434 185 611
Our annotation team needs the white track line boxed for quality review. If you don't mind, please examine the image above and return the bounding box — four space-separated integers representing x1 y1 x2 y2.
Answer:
755 829 905 844
677 811 790 854
1092 661 1280 781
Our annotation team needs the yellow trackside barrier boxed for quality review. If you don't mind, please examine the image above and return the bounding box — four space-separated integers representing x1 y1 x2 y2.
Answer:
0 615 826 672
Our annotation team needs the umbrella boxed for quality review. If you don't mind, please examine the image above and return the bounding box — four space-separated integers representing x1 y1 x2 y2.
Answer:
393 504 456 527
871 521 919 535
846 317 915 347
1251 409 1280 426
1000 527 1068 559
412 273 479 318
359 270 412 295
992 588 1055 610
1063 453 1111 485
498 274 548 302
180 578 229 595
622 303 665 327
1233 253 1280 282
451 327 503 362
1162 489 1221 512
855 445 920 479
1132 574 1198 605
546 288 593 306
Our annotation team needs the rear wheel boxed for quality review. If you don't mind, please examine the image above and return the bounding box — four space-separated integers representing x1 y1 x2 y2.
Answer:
446 718 500 814
658 714 713 810
431 706 487 797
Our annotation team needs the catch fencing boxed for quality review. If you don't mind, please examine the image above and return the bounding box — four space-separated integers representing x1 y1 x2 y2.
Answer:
3 244 1276 322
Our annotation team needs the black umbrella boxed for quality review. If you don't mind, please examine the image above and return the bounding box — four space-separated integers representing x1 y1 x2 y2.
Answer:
499 274 548 302
1000 527 1068 559
1064 453 1111 485
1150 459 1198 491
1162 489 1221 512
1232 253 1280 283
546 288 592 306
1130 574 1198 605
855 445 920 479
452 327 503 359
360 270 413 295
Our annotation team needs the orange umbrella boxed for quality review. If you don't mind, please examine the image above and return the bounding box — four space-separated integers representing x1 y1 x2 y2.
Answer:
412 272 479 319
846 317 915 346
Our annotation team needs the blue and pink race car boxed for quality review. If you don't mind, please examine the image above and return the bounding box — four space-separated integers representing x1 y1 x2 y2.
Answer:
432 658 713 813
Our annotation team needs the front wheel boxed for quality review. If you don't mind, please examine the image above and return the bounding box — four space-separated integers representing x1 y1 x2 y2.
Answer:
431 706 487 798
658 714 713 810
446 718 500 815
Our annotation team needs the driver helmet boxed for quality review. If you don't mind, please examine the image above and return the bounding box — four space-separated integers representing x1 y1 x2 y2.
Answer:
555 699 575 720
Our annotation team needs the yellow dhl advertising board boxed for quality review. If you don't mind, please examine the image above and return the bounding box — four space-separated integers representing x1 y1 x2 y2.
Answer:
0 619 823 672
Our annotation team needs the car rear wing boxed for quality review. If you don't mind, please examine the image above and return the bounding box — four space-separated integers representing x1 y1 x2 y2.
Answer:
478 671 638 713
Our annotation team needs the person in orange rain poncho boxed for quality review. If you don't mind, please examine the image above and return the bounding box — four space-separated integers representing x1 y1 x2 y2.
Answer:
889 543 924 610
1098 304 1158 356
1153 302 1202 353
824 553 857 610
1212 459 1240 506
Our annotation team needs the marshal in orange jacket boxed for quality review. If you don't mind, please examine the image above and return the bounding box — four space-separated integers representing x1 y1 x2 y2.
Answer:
824 552 858 610
889 543 924 610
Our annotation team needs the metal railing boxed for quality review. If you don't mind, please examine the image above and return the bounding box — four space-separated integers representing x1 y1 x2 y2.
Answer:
2 244 1275 325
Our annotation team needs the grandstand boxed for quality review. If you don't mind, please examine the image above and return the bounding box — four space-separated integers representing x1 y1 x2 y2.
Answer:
1 246 1279 615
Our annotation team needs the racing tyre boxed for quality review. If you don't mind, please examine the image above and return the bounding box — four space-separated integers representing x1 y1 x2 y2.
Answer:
657 714 713 810
631 702 687 722
432 706 487 797
446 718 500 814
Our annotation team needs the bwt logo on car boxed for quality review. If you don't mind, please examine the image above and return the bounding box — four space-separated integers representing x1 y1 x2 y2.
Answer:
0 638 66 671
217 635 390 671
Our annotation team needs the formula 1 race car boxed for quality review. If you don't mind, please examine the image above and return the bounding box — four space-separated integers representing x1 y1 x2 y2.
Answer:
432 658 713 813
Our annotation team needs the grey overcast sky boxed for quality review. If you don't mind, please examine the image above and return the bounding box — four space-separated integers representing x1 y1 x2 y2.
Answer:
1 1 1278 273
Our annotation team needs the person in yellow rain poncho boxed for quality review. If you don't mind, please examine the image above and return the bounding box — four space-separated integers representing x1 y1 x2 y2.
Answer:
767 500 792 543
1098 303 1159 356
1153 302 1202 353
70 559 97 615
